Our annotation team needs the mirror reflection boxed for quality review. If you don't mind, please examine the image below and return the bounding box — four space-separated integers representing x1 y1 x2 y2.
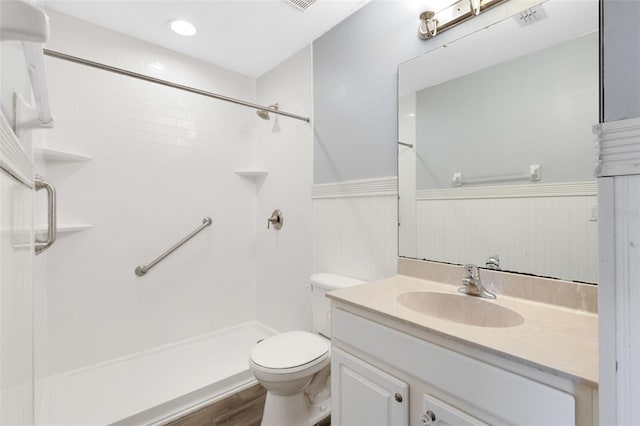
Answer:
398 1 599 283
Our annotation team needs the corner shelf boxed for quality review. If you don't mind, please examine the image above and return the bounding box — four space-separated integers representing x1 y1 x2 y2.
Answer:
35 148 93 162
35 224 92 234
235 169 269 178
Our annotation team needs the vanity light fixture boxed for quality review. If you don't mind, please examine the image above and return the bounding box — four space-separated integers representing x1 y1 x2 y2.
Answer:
418 10 438 39
168 19 197 36
418 0 509 40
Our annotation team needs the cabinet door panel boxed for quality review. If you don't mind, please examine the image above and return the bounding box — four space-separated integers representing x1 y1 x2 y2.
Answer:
423 393 488 426
332 347 408 426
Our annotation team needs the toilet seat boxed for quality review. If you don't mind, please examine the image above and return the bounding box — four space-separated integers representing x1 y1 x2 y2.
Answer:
250 331 329 375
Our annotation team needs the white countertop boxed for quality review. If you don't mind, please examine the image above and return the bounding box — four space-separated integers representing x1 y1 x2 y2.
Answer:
328 274 598 387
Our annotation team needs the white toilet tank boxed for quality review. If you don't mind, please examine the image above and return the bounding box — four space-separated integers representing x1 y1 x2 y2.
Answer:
310 273 364 338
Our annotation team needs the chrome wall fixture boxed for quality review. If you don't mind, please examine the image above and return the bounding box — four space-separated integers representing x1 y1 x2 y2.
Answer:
43 49 311 123
418 0 509 40
34 175 56 255
256 103 280 120
267 209 284 230
135 217 212 276
485 254 500 270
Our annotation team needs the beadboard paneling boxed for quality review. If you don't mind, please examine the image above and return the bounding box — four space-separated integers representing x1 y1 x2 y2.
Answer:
611 176 640 426
596 117 640 425
313 178 397 281
416 194 598 283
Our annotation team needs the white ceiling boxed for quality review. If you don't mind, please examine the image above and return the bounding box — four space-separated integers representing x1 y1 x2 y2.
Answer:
38 0 369 78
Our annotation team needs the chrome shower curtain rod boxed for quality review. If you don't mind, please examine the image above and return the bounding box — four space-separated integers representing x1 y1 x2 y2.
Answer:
43 49 311 123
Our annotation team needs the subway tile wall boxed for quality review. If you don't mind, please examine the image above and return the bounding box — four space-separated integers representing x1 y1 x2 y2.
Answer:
35 23 260 375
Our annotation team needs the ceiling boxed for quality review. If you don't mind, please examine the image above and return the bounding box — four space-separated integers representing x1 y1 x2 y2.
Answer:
38 0 369 78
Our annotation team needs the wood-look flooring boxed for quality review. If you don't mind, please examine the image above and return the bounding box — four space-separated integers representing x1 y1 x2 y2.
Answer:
167 384 267 426
167 383 331 426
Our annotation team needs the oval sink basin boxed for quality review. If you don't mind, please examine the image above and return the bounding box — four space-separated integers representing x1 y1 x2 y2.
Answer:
397 291 524 328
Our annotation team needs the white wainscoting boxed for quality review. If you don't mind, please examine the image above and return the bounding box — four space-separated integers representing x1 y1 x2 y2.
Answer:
312 177 398 281
415 181 598 284
595 117 640 425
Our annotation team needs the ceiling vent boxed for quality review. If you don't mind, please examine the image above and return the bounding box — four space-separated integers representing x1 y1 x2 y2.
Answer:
287 0 316 11
514 5 547 27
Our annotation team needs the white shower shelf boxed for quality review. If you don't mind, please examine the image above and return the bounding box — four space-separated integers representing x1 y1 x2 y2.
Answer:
234 169 269 178
36 148 93 162
35 224 92 234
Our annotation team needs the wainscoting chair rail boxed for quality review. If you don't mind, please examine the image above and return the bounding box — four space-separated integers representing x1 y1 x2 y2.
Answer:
135 217 212 277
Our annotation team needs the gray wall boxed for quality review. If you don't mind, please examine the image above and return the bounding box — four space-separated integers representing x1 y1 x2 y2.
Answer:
312 0 525 184
416 33 598 189
603 0 640 122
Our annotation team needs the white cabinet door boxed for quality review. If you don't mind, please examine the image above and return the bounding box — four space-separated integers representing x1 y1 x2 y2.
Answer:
422 393 488 426
332 347 408 426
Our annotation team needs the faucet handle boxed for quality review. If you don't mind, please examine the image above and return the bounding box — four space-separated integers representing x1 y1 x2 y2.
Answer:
267 209 283 230
485 255 500 270
463 264 479 279
461 263 496 299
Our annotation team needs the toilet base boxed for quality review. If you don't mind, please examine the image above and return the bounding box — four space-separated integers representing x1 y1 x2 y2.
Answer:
261 391 330 426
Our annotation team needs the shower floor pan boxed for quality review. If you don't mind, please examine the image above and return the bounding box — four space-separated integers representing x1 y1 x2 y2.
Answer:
37 321 275 426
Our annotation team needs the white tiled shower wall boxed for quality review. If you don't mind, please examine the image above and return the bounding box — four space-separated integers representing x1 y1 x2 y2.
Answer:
36 11 260 375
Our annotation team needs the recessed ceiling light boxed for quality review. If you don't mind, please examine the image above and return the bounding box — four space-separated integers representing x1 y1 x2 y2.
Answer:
168 19 197 36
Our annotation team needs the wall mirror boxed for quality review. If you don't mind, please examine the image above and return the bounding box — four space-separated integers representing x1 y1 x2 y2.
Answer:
398 0 599 283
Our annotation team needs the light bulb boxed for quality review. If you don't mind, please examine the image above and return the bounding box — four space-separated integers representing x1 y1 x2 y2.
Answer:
168 19 197 37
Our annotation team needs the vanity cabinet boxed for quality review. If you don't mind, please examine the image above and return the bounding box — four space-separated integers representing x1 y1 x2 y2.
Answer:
331 304 597 426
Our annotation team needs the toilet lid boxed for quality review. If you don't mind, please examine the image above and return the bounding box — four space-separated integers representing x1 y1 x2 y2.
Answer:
251 331 329 369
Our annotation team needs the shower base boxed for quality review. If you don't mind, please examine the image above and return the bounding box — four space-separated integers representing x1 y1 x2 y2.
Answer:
36 321 275 426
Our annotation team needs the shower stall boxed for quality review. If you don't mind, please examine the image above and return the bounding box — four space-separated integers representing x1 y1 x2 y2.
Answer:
1 6 313 425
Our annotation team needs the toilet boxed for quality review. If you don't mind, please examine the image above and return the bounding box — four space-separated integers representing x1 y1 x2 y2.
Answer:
249 273 364 426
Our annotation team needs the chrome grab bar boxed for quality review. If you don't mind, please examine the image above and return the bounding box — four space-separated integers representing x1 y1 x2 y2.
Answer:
35 175 56 255
135 217 212 277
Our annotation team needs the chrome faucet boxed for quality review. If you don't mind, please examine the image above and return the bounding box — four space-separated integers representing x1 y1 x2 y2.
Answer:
458 264 496 299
